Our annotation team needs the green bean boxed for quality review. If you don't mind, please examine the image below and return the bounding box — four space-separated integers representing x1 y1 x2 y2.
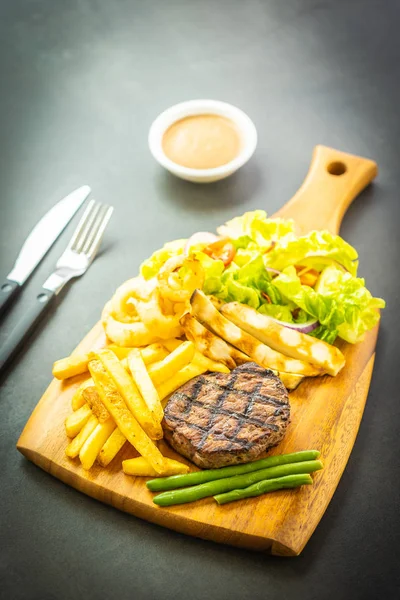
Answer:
152 459 323 506
214 474 313 505
146 450 320 492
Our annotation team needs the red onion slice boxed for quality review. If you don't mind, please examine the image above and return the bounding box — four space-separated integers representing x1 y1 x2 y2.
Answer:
184 232 219 255
268 316 319 334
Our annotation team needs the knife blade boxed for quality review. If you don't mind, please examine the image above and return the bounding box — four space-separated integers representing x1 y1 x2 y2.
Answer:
0 185 91 317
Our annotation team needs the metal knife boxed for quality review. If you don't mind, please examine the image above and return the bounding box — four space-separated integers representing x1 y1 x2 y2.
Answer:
0 185 91 317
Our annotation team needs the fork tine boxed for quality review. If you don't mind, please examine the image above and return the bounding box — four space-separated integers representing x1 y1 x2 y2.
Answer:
85 205 114 260
73 201 103 253
81 203 109 255
67 199 97 251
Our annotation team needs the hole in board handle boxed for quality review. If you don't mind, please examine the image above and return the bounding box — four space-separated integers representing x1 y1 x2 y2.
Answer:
327 161 347 176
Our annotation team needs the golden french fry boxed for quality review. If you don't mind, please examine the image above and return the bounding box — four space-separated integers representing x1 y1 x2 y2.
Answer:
107 345 136 360
88 359 166 473
162 338 183 352
122 456 190 477
140 344 169 365
108 343 168 365
94 349 163 440
66 415 98 458
127 349 164 423
192 350 230 374
98 428 127 467
53 353 90 380
71 379 95 411
157 362 207 404
147 341 195 386
79 419 117 470
82 385 110 423
65 404 92 438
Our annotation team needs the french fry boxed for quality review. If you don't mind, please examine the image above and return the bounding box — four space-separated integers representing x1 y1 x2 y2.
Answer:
94 349 163 440
82 385 110 423
107 345 137 360
65 404 92 438
123 456 190 477
115 344 169 365
79 419 117 470
190 290 322 377
192 350 230 374
140 343 169 365
98 428 127 467
127 349 164 423
162 338 183 352
88 359 166 473
147 341 195 386
65 415 98 458
53 353 90 380
157 362 207 404
71 379 95 411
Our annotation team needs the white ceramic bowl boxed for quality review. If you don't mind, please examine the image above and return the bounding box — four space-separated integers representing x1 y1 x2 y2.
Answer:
148 99 258 183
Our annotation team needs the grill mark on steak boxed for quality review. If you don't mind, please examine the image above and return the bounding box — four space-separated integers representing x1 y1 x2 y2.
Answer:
163 362 291 468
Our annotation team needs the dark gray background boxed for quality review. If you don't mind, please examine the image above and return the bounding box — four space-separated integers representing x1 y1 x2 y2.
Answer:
1 1 399 599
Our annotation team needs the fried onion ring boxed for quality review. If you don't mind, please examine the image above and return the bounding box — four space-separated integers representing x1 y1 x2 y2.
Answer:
103 313 159 347
134 290 183 339
157 256 204 302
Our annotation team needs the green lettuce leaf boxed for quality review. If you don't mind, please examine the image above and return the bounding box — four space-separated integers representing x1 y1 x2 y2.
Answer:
258 303 294 322
307 325 339 345
265 230 359 276
272 265 385 343
218 210 295 248
201 255 279 309
138 210 385 346
195 252 225 296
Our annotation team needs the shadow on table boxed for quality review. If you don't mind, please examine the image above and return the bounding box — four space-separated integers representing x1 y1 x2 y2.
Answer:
154 161 263 213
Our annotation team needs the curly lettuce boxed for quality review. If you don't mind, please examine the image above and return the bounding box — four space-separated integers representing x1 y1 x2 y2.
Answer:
217 210 295 248
139 210 384 345
272 265 385 343
265 230 359 276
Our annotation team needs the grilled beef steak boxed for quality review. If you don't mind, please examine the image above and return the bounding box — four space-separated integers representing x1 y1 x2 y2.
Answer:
162 362 290 469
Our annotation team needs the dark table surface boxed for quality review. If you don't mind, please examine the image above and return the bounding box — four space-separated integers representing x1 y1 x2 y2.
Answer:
1 1 399 599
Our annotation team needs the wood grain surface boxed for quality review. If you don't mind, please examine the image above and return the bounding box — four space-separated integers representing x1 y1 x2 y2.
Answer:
17 146 380 556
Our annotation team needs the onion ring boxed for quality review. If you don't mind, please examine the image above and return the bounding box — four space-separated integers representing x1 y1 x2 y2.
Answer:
158 256 204 302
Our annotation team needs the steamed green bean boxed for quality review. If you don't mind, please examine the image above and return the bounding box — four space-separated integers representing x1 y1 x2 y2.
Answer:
214 474 313 505
152 459 323 506
147 450 320 492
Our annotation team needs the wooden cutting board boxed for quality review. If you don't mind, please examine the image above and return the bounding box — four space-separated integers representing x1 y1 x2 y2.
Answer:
17 145 380 556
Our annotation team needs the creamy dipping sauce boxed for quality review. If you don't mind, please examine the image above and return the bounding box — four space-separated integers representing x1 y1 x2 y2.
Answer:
162 114 241 170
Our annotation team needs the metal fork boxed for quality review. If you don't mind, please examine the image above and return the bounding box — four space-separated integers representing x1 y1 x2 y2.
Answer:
0 199 114 372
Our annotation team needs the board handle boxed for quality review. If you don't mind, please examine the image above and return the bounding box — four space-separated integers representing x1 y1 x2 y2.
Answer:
274 145 378 235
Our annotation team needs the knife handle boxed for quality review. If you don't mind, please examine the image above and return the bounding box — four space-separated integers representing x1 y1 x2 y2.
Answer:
0 279 21 317
0 288 55 372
